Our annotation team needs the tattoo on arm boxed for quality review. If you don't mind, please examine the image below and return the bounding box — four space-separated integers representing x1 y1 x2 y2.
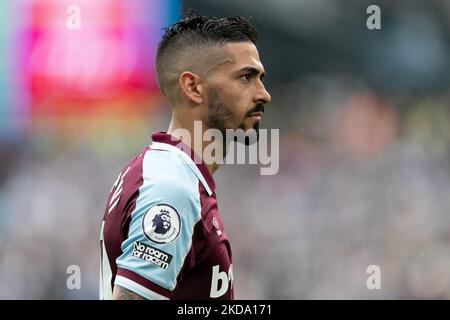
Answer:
112 285 146 300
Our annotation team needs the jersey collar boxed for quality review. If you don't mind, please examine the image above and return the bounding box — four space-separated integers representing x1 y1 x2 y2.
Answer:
151 132 216 195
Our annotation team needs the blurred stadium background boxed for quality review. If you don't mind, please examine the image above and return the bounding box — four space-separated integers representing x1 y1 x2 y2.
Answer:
0 0 450 299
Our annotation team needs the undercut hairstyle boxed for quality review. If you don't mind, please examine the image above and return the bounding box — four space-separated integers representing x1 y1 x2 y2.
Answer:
156 11 259 102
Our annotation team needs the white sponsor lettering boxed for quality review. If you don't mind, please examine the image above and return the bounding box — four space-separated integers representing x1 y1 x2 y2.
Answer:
132 242 172 270
210 264 233 298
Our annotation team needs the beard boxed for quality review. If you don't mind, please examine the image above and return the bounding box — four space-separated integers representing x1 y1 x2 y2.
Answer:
237 121 260 145
206 88 263 146
206 88 235 136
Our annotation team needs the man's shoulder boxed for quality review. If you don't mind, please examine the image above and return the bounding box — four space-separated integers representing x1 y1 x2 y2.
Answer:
114 143 205 211
143 145 196 180
132 145 200 199
120 144 192 178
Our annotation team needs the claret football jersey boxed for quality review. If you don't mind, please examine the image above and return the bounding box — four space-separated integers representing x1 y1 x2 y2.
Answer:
100 132 234 300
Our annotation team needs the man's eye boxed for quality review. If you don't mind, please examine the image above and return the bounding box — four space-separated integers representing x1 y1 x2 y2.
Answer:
240 74 250 81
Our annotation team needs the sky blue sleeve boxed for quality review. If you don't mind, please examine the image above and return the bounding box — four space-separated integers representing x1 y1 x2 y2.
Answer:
115 165 202 297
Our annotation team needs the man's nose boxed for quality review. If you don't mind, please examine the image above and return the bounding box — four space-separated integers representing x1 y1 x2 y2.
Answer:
262 87 271 104
255 82 271 105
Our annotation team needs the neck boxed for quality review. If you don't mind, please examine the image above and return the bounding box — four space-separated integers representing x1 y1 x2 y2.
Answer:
167 112 227 175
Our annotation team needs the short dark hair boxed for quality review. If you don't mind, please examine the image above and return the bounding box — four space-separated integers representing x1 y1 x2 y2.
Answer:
156 11 259 97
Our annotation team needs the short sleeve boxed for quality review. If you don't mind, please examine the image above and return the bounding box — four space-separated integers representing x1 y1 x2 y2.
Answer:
115 177 202 299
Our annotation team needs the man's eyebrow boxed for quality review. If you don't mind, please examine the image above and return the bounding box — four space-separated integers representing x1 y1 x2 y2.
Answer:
238 66 266 78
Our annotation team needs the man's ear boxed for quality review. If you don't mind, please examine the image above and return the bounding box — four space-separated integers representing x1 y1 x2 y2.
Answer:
179 71 204 105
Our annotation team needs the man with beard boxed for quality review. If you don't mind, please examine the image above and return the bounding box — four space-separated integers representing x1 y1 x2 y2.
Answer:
99 11 271 300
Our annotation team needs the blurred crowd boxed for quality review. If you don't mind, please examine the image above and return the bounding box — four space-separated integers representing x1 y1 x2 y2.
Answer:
0 76 449 299
1 0 450 299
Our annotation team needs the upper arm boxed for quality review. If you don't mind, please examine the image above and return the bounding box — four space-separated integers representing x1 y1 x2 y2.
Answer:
114 177 202 300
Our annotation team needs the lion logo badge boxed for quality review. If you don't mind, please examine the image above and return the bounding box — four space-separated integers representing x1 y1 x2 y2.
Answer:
142 204 181 244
